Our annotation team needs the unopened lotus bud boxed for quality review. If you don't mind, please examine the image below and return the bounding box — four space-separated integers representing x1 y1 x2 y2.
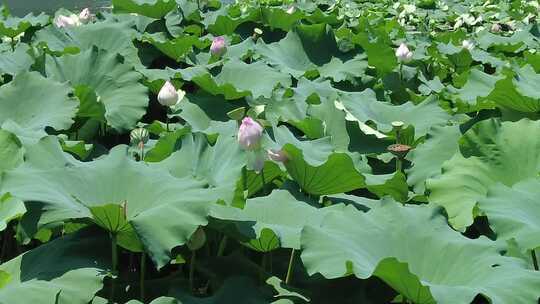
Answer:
237 117 263 150
158 81 180 106
267 149 288 163
462 39 474 51
395 43 413 63
491 23 501 33
130 128 149 145
120 201 128 220
79 8 91 24
286 6 295 14
187 227 206 251
210 36 227 57
387 144 412 159
54 15 78 28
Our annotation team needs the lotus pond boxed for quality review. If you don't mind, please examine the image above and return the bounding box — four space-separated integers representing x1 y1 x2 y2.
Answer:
0 0 539 303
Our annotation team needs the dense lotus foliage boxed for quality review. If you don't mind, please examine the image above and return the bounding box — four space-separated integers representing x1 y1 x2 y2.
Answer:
0 0 539 303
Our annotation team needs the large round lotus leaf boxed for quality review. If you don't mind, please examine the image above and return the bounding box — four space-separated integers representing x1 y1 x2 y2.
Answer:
0 43 34 76
256 24 338 78
427 119 540 231
153 129 245 204
0 137 216 268
0 71 77 141
0 230 110 304
34 21 139 63
479 178 540 253
211 190 345 250
406 125 461 193
112 0 176 19
301 202 540 304
0 10 48 38
339 90 451 138
45 46 148 131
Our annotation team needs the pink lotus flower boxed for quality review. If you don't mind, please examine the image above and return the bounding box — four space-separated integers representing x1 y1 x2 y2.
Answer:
267 149 288 163
210 36 227 57
79 8 91 24
238 117 263 150
395 43 413 62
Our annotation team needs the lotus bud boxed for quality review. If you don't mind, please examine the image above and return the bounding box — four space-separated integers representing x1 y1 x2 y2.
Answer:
210 36 227 57
130 128 149 146
387 143 412 159
395 43 413 63
267 149 288 163
79 8 91 24
120 201 128 220
54 15 78 28
491 23 501 33
157 81 179 107
462 39 474 51
187 227 206 251
286 6 295 14
237 117 263 150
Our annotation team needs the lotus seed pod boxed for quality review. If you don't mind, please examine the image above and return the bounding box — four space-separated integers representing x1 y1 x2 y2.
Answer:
187 227 206 251
387 144 412 159
210 36 227 57
237 117 263 150
267 149 288 163
79 8 91 24
395 43 413 63
462 39 474 51
130 128 149 145
157 81 179 106
391 121 405 128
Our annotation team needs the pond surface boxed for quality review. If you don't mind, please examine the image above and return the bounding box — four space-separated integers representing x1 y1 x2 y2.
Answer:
5 0 111 16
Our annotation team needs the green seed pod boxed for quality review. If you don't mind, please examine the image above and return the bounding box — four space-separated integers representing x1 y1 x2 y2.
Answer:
130 128 149 145
387 143 412 159
187 227 206 251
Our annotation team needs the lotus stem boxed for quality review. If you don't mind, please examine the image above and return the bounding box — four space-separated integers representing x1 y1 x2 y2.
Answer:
532 249 539 271
140 252 146 301
396 158 403 173
260 253 267 282
399 63 403 84
189 250 196 291
285 248 295 285
260 168 267 195
109 233 118 304
217 236 228 257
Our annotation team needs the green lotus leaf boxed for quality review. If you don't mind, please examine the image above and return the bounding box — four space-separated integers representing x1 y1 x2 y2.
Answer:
301 201 540 304
487 65 540 113
427 119 540 230
318 55 368 83
154 130 245 204
192 59 291 100
339 90 450 138
256 24 338 78
0 10 48 38
211 190 345 250
0 71 77 141
45 46 148 131
260 7 303 31
34 21 139 63
141 32 208 62
449 68 502 109
0 230 110 304
479 178 540 253
112 0 176 19
0 194 25 232
406 125 461 193
203 6 259 35
0 138 215 268
0 43 33 76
